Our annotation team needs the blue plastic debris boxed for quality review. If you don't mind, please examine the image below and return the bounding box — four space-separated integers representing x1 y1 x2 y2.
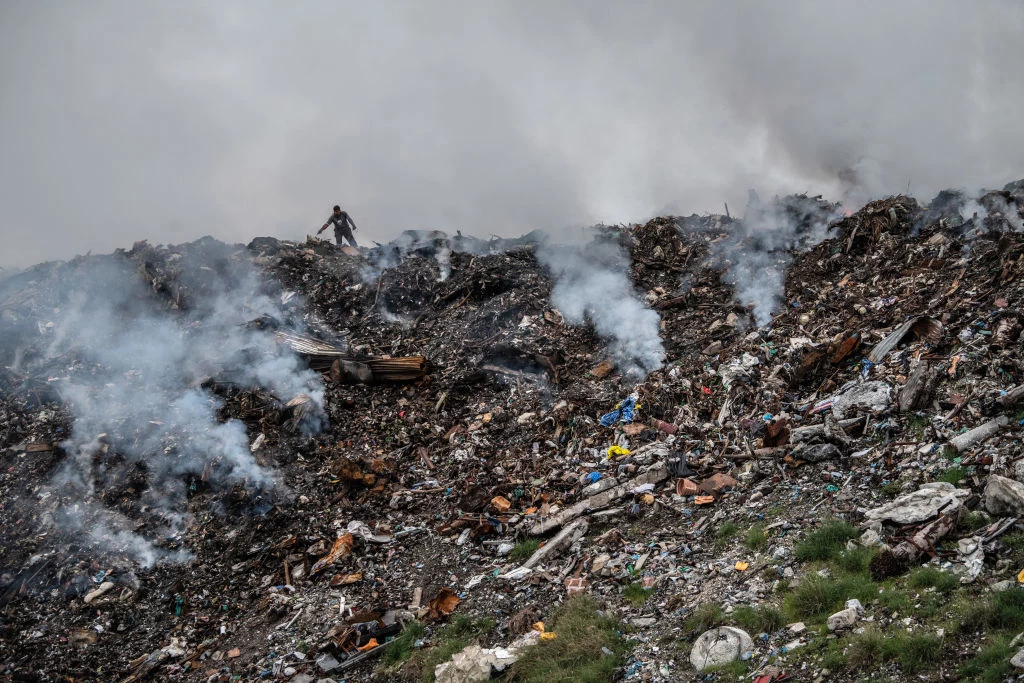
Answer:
600 397 636 426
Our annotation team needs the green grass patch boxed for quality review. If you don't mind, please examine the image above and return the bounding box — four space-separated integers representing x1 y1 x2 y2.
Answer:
703 660 748 678
908 566 960 594
936 466 967 485
963 587 1024 631
847 628 942 674
784 573 876 621
833 546 875 575
959 510 990 532
1003 531 1024 554
621 582 654 606
821 644 848 673
880 480 903 498
509 539 541 561
682 602 724 633
893 632 943 673
743 523 767 551
906 413 929 438
795 521 860 562
715 521 741 548
959 636 1015 682
508 596 628 682
416 615 496 682
730 604 783 634
379 621 426 668
876 585 913 613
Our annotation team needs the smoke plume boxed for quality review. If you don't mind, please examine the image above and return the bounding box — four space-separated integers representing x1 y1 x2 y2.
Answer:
710 195 839 327
537 236 664 378
14 242 325 566
3 2 1022 270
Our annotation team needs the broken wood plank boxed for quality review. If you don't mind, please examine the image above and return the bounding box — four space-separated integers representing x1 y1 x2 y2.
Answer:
997 384 1024 407
898 362 938 412
529 464 669 535
948 416 1008 453
522 519 589 569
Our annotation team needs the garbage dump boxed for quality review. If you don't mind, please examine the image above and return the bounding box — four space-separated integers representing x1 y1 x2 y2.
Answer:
2 182 1024 681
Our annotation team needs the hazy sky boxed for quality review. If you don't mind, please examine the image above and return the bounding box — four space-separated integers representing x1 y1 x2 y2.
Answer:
1 1 1022 268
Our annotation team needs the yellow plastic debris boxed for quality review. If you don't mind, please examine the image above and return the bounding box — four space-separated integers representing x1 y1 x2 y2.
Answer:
734 561 749 571
1018 567 1024 583
641 493 655 505
532 621 557 639
607 445 631 459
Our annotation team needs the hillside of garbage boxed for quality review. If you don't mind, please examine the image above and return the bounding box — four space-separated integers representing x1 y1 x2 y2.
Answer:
2 179 1024 682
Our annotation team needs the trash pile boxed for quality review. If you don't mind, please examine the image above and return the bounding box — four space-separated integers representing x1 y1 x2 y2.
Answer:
2 179 1024 681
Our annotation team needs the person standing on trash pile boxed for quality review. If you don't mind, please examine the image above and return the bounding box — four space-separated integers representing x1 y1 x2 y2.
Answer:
317 205 359 248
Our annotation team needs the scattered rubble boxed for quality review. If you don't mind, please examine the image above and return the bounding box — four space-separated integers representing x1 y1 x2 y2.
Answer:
2 182 1024 680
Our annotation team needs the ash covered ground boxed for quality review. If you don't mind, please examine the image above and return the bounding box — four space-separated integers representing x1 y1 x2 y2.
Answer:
3 181 1024 682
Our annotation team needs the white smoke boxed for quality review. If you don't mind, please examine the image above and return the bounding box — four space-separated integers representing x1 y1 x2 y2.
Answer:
720 249 789 328
974 193 1024 233
536 237 664 378
712 195 839 327
28 243 325 566
960 198 988 229
992 196 1024 232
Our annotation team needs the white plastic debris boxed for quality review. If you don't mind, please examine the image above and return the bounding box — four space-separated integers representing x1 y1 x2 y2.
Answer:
830 380 892 419
690 626 754 671
957 537 985 584
827 607 859 631
863 482 969 525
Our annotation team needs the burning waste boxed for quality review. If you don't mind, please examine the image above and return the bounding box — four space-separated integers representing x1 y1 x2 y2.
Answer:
1 179 1024 680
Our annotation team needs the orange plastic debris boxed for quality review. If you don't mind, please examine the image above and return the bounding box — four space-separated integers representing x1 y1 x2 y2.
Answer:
330 572 363 586
641 493 655 505
591 358 615 379
694 495 715 505
735 561 749 571
311 533 354 575
491 496 512 513
357 638 379 652
622 423 646 436
427 587 460 620
676 478 699 496
831 332 862 364
700 473 739 495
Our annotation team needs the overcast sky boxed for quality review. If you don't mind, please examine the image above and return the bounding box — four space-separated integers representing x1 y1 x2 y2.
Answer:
1 1 1022 269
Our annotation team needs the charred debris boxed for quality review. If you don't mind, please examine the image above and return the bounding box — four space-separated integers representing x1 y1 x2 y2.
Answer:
1 181 1024 681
